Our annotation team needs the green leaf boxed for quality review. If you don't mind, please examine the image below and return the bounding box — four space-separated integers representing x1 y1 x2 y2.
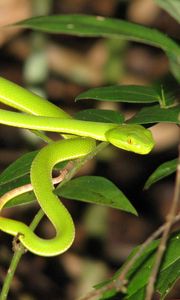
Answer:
0 151 67 208
3 176 136 212
56 176 137 215
76 85 161 103
0 151 38 185
75 109 124 123
0 151 34 204
0 175 30 198
155 0 180 23
127 105 180 124
0 150 67 186
144 158 178 189
97 232 180 300
5 191 35 208
15 14 180 81
126 233 180 300
16 15 180 55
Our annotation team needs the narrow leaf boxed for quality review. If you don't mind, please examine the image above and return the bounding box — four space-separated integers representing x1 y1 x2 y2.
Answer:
155 0 180 23
0 176 30 198
144 158 178 189
0 151 38 185
14 14 180 82
75 109 124 123
76 85 161 103
126 232 180 300
3 176 136 212
16 15 180 55
56 176 137 215
0 150 67 197
5 191 35 208
127 105 180 124
97 232 180 300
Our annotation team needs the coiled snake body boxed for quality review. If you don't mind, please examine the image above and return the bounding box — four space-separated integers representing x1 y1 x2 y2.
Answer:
0 77 154 256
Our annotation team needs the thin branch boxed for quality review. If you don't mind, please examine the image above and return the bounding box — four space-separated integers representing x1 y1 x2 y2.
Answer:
0 169 68 209
78 213 180 300
145 145 180 300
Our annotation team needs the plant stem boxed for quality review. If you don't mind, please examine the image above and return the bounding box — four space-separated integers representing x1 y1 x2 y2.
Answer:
159 85 166 108
78 213 180 300
0 209 44 300
0 247 22 300
145 144 180 300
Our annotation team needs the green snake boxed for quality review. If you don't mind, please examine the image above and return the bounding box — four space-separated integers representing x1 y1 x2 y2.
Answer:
0 77 154 256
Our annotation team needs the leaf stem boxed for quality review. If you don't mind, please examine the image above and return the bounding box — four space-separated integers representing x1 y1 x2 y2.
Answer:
159 85 166 108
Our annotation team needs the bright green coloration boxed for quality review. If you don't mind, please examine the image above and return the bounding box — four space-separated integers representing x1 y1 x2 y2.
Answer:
0 76 69 118
0 77 155 256
0 109 154 154
0 138 96 256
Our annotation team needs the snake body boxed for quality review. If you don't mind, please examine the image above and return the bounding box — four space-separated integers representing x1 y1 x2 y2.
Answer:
0 77 155 256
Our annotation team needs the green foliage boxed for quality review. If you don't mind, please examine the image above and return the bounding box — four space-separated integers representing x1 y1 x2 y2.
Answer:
0 151 38 185
56 176 137 215
96 232 180 300
144 158 178 189
127 105 180 124
0 150 67 199
76 85 160 103
2 173 137 215
5 190 36 208
75 109 124 123
15 14 180 82
75 86 180 125
0 175 30 199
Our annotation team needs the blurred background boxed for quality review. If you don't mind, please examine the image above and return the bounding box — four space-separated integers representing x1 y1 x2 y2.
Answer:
0 0 179 299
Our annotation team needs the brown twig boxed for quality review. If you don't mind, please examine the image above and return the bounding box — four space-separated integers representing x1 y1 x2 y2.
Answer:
0 169 68 209
145 145 180 300
78 213 180 300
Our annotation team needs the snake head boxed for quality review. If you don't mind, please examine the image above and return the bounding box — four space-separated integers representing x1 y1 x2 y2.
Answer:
105 124 155 155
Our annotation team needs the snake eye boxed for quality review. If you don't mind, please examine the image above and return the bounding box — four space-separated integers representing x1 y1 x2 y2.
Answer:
127 138 133 145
